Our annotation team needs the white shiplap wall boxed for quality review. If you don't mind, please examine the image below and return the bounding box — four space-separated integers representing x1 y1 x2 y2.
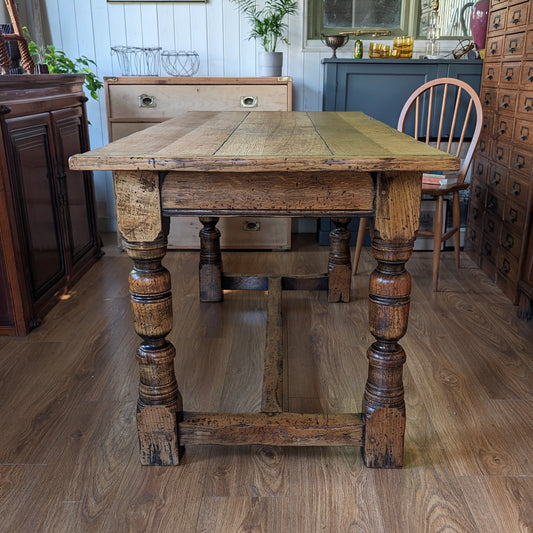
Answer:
34 0 332 231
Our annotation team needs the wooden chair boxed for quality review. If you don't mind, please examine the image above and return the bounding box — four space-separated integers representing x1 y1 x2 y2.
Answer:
352 77 483 291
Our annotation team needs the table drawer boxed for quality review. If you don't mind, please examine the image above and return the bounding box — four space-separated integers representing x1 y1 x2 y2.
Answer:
167 216 291 250
107 84 290 119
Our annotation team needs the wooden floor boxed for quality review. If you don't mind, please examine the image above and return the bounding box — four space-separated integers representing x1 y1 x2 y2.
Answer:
1 233 532 533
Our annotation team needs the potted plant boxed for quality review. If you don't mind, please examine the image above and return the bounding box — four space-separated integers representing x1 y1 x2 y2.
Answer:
24 28 102 100
229 0 298 76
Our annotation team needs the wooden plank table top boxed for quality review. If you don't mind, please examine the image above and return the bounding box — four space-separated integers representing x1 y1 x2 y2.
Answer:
70 110 459 173
69 111 460 469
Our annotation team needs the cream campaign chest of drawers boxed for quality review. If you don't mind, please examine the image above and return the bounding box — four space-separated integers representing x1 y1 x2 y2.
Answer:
105 76 293 249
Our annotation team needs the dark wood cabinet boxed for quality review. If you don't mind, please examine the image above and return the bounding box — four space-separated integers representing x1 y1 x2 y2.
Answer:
466 0 533 310
0 75 101 335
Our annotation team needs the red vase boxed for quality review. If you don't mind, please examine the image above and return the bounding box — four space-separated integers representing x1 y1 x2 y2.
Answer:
470 0 489 52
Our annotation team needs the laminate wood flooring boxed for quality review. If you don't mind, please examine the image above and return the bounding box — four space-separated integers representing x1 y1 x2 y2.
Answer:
0 233 531 533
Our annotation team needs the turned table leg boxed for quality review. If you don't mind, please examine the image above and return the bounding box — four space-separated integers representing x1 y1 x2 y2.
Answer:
328 217 352 302
362 171 421 468
199 216 223 302
124 229 183 465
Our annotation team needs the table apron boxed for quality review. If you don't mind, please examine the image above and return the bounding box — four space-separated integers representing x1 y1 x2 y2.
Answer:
160 170 376 216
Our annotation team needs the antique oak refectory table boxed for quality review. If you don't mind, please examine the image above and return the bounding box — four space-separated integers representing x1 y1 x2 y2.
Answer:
69 111 459 468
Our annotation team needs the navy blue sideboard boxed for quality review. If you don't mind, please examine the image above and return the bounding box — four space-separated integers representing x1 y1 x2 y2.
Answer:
319 58 483 246
322 58 483 126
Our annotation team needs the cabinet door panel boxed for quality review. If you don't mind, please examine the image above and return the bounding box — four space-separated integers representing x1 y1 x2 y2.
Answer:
52 107 97 265
6 114 66 301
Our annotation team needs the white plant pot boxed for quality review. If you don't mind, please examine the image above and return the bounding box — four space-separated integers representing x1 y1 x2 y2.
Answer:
258 51 283 77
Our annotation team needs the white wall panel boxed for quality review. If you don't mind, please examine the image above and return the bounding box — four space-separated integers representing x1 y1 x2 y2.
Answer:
36 0 322 230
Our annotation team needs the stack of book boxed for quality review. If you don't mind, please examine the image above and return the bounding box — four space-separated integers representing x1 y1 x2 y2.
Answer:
422 173 459 187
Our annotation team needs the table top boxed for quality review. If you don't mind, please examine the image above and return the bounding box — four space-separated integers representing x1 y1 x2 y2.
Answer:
69 111 460 174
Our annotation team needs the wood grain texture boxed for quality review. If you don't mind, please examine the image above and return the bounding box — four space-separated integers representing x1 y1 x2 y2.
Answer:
69 111 460 174
0 235 531 531
262 276 283 413
179 412 364 446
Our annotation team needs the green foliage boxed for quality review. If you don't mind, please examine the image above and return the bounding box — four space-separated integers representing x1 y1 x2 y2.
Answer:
24 28 102 100
229 0 298 52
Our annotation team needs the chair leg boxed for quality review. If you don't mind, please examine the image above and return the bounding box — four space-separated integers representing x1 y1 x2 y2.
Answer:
432 196 444 292
352 217 368 276
452 191 461 268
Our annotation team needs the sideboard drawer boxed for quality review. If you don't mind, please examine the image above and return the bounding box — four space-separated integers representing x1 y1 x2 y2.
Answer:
107 83 291 119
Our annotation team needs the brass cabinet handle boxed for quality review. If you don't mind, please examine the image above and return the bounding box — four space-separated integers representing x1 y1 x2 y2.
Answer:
240 96 258 108
138 94 157 108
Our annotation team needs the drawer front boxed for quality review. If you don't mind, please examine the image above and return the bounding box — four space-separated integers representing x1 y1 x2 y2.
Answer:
494 115 514 141
108 84 290 119
491 140 511 165
482 62 501 86
490 0 508 10
514 117 533 147
482 210 503 241
503 31 526 57
481 233 499 265
500 227 523 259
111 121 159 141
503 197 526 229
519 60 533 87
497 249 519 282
510 146 533 175
507 3 529 29
506 172 530 205
470 173 486 205
526 29 533 56
486 35 504 58
517 90 533 117
481 87 498 113
489 9 507 34
497 88 518 114
167 216 291 250
500 61 521 87
465 223 482 257
477 137 491 157
487 162 509 196
486 190 505 218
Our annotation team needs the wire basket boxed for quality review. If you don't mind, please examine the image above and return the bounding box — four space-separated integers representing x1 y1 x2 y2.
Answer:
161 50 200 77
111 46 162 76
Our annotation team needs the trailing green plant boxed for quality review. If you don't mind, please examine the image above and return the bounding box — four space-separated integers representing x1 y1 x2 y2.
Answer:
23 27 102 100
229 0 298 52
